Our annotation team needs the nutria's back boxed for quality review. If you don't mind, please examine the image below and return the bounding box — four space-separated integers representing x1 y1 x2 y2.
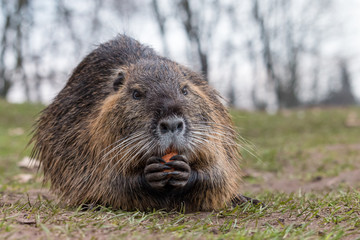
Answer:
31 35 242 211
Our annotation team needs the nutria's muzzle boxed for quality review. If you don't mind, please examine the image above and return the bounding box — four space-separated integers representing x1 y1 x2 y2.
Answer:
156 115 187 153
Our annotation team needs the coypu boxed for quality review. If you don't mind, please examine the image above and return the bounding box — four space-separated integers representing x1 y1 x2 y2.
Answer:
31 35 250 211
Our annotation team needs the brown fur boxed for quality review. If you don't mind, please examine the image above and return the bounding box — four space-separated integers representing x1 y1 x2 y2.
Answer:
31 35 242 211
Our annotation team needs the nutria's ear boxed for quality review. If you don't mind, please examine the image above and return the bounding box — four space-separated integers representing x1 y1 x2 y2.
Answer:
113 71 125 91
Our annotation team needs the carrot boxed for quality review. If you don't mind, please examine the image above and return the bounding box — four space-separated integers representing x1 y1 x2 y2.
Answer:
162 151 178 173
162 151 178 163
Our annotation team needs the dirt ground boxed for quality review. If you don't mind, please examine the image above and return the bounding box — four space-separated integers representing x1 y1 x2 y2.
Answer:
243 143 360 194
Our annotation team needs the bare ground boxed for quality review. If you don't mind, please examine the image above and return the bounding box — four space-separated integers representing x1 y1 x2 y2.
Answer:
243 143 360 194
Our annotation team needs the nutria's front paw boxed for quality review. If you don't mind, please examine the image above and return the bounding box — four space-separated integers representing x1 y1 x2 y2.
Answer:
165 155 191 188
231 194 264 207
144 156 172 190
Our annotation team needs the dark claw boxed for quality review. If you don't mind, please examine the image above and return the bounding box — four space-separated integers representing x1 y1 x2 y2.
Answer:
146 156 166 165
145 163 171 174
232 194 265 207
165 161 191 172
169 155 189 164
81 203 101 211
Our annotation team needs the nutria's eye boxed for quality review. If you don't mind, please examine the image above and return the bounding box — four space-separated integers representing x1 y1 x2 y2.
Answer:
132 90 142 100
113 72 125 91
181 86 188 96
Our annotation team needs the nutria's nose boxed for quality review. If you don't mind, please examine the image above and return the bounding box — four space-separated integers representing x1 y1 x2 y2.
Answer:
158 117 185 136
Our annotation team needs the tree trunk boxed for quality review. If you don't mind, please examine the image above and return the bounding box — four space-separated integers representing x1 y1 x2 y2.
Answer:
178 0 208 80
152 0 169 57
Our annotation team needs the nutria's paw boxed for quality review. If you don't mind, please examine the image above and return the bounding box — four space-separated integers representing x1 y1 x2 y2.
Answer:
165 155 191 188
231 194 265 207
144 156 171 190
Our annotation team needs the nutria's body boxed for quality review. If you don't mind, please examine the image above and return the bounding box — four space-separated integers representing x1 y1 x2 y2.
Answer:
31 35 243 211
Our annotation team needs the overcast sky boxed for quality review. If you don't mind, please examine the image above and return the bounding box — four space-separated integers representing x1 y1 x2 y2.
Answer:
6 0 360 108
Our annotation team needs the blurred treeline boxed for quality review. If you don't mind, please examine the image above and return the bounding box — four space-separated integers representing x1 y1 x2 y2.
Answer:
0 0 358 111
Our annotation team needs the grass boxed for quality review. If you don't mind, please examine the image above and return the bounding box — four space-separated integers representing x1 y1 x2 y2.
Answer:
233 108 360 176
0 100 43 186
1 99 360 239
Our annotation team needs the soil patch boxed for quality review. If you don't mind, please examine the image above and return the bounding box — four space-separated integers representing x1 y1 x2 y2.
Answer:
243 143 360 194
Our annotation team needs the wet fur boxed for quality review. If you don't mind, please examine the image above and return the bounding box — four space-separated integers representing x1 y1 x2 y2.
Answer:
31 35 242 211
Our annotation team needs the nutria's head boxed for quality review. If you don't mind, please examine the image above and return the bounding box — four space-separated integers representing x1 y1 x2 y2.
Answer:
90 57 236 176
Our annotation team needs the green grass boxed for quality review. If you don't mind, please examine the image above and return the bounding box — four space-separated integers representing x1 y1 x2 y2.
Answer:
1 99 360 239
0 100 43 185
233 108 360 175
